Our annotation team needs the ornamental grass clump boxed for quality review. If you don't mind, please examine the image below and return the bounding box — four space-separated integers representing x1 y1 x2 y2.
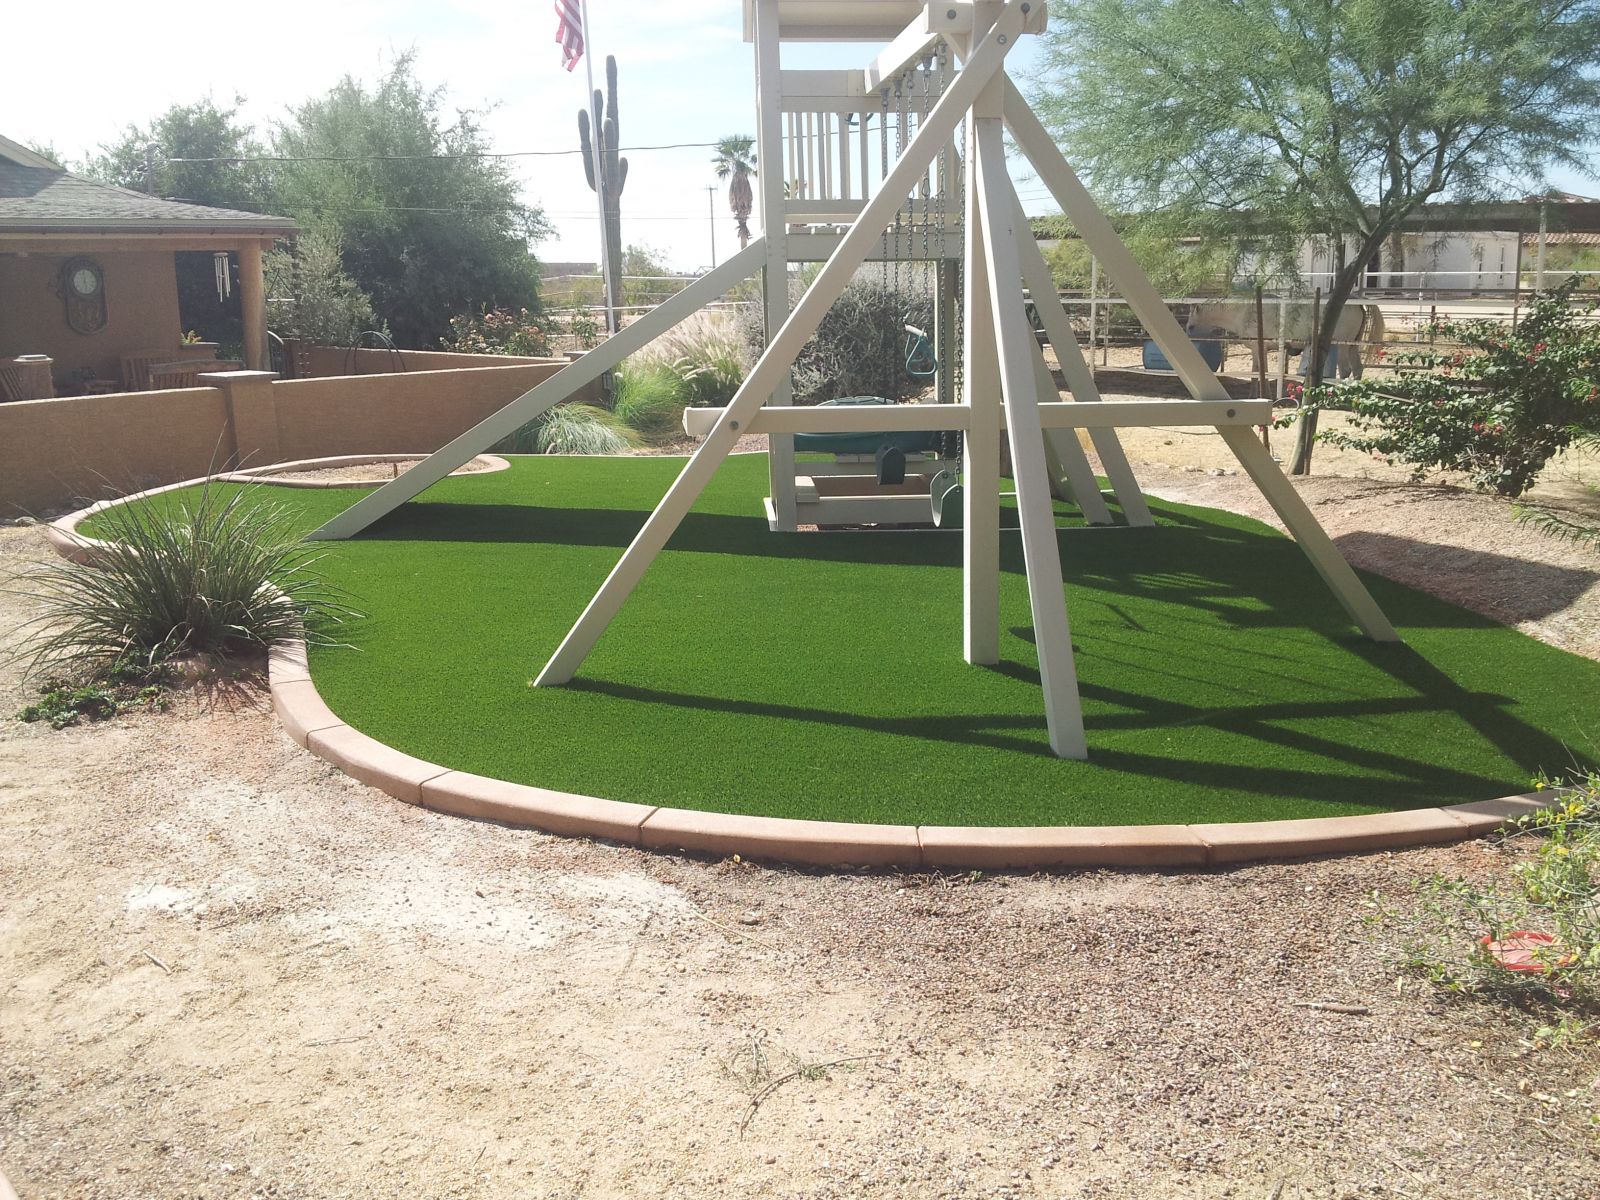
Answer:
17 484 358 679
1305 281 1600 498
491 402 636 455
613 363 693 444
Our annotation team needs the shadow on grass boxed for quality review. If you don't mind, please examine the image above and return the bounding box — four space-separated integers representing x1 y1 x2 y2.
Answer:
573 638 1553 808
369 500 1494 635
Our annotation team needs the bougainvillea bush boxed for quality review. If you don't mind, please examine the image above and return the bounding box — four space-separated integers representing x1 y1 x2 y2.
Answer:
440 306 552 358
1305 281 1600 497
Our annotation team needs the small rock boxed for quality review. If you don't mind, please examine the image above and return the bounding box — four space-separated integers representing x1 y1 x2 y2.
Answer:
739 910 763 926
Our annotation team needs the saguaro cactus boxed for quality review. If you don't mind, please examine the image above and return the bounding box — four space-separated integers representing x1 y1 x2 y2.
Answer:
578 55 628 331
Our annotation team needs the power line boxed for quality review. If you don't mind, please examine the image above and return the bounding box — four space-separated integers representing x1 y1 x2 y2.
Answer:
163 140 722 164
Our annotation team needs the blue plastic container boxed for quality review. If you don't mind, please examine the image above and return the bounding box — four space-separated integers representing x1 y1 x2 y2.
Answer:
1142 339 1226 372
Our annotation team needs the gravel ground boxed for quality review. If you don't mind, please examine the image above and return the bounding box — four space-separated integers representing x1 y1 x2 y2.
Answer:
3 433 1599 1198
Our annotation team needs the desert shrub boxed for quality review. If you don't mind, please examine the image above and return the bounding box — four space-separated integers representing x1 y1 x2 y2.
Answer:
614 364 692 443
17 661 171 729
629 325 748 410
1304 281 1600 497
17 485 356 677
440 306 552 358
264 229 380 346
492 403 635 455
738 276 933 405
1379 773 1600 1024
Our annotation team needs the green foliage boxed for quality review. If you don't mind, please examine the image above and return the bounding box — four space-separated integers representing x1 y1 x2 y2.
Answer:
1043 227 1237 295
619 244 686 307
1384 773 1600 1016
17 485 357 677
1034 0 1600 470
440 307 552 358
740 277 933 405
17 663 171 730
1305 282 1600 497
87 96 270 213
492 404 636 455
264 229 380 346
564 308 602 349
614 364 692 443
603 325 749 446
86 59 551 351
630 325 748 409
270 53 550 348
1036 0 1600 236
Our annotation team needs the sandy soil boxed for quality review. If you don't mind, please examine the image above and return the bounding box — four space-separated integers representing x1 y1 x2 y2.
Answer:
255 456 500 485
3 435 1600 1198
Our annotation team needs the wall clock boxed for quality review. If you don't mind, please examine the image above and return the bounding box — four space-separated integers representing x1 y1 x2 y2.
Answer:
61 257 107 335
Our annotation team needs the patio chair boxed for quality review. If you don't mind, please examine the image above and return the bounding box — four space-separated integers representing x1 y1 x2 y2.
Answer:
146 359 243 390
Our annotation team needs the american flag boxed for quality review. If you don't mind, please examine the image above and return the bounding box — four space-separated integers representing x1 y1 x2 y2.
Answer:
555 0 584 72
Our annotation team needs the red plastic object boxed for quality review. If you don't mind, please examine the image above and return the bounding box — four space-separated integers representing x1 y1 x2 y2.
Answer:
1479 930 1573 973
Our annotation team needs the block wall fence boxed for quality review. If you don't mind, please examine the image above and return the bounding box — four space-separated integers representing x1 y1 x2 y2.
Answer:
0 352 600 516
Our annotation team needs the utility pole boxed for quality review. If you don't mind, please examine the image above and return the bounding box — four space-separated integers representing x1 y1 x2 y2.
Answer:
706 186 718 268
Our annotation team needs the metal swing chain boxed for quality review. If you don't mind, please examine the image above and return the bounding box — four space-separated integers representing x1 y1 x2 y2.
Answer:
880 82 893 399
913 54 936 391
946 40 965 451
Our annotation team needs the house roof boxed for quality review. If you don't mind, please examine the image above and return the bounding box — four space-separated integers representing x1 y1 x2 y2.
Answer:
0 136 297 238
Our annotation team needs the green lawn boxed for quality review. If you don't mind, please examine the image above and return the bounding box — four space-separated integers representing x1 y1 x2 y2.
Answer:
91 455 1600 826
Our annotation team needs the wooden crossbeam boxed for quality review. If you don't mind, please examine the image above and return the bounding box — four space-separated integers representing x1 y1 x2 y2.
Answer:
309 239 769 541
681 398 1271 436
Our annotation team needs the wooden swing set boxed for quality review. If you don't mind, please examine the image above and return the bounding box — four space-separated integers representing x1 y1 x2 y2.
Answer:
311 0 1398 760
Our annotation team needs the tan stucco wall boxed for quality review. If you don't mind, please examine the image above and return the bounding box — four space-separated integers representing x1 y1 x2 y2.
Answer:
0 359 592 516
0 387 232 515
301 345 570 376
0 250 182 387
272 362 585 461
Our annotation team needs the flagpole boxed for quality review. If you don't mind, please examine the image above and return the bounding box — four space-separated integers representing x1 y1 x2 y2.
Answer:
579 0 617 334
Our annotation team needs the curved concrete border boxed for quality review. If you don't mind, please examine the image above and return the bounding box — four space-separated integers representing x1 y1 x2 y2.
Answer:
51 465 1560 869
45 454 508 564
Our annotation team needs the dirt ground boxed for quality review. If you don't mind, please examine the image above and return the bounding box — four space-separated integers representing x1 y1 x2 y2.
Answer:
3 433 1600 1199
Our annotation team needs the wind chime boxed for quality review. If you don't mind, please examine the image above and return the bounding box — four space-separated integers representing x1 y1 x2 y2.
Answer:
213 251 232 303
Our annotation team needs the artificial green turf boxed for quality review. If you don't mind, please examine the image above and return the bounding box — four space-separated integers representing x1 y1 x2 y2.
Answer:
90 456 1600 826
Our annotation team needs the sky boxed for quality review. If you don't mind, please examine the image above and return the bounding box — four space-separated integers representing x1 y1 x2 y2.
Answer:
0 0 1068 274
4 1 1593 275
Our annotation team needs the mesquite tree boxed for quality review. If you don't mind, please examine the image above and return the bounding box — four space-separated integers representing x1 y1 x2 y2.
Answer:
1032 0 1600 472
579 55 629 333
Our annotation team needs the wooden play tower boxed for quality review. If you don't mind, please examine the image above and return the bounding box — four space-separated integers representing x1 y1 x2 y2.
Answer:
312 0 1398 760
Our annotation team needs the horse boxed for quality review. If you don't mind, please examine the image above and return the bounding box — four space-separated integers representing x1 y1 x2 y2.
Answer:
1185 299 1385 380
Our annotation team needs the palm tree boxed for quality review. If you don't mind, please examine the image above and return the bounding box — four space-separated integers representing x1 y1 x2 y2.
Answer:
712 135 757 251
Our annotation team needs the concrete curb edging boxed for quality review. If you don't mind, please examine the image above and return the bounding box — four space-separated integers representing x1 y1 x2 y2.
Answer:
263 644 1555 869
44 454 509 564
53 467 1563 871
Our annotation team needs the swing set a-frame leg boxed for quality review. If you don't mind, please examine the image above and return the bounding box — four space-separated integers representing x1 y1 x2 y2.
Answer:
1000 78 1398 643
974 112 1087 758
534 0 1032 688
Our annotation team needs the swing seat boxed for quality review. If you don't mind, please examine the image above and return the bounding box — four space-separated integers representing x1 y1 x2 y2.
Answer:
903 323 938 379
791 396 939 456
929 468 964 529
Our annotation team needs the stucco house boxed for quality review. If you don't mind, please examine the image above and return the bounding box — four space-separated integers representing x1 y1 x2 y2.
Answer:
0 134 297 398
